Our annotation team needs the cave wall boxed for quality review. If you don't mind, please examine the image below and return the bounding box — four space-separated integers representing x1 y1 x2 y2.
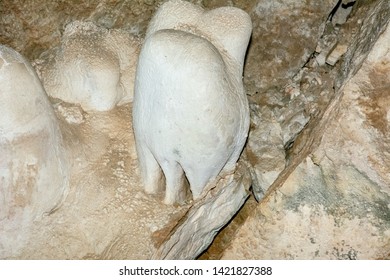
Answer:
1 0 389 259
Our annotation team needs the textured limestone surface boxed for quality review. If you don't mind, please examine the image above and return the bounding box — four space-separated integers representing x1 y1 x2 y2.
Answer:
0 0 252 260
0 0 155 60
36 21 140 111
245 104 286 201
152 161 251 259
1 0 390 260
1 100 185 259
244 0 338 97
221 0 390 260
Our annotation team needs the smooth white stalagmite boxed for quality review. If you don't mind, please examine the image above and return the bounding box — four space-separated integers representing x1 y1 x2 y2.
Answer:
0 45 69 251
132 0 252 204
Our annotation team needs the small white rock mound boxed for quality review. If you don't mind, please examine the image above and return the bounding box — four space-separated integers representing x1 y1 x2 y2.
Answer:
39 21 140 111
133 0 252 204
0 45 69 235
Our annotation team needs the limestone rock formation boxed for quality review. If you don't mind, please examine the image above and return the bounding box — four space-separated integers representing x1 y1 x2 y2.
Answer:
37 21 140 111
153 162 251 259
0 45 69 255
133 0 252 204
245 104 286 201
0 0 156 60
239 0 339 203
222 0 390 260
244 0 339 96
0 0 389 260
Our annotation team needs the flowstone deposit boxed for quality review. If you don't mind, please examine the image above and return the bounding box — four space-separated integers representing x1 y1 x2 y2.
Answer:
0 45 69 255
133 0 252 204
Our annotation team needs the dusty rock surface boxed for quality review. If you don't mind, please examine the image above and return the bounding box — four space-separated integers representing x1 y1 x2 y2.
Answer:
0 0 155 60
36 21 140 111
1 0 390 260
221 0 390 260
0 1 253 260
244 0 339 97
1 100 186 259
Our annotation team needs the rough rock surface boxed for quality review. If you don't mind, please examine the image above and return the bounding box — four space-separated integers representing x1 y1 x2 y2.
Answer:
1 0 390 260
0 1 253 260
245 104 285 201
1 101 186 259
244 0 338 97
36 21 140 111
0 0 155 60
221 0 390 260
153 162 251 259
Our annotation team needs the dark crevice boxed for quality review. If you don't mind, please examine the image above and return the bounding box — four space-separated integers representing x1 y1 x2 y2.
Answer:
328 0 342 21
342 1 356 9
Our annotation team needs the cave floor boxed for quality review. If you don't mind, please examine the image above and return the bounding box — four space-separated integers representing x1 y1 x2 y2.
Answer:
17 102 185 259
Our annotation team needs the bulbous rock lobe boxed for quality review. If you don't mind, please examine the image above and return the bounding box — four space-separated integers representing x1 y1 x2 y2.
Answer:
133 0 252 204
39 21 140 111
0 45 69 232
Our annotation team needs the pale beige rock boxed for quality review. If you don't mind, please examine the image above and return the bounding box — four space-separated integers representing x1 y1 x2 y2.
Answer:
153 162 251 259
331 0 355 26
1 0 389 261
326 44 348 66
1 102 186 259
222 0 390 260
38 21 140 111
0 45 69 256
315 30 338 66
0 1 253 260
244 104 285 201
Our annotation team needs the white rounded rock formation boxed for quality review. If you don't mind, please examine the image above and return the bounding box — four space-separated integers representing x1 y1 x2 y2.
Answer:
0 45 69 241
132 0 252 204
39 21 140 111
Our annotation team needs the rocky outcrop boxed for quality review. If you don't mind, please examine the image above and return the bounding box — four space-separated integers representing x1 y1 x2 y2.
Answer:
244 0 338 96
221 0 390 260
239 0 340 202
